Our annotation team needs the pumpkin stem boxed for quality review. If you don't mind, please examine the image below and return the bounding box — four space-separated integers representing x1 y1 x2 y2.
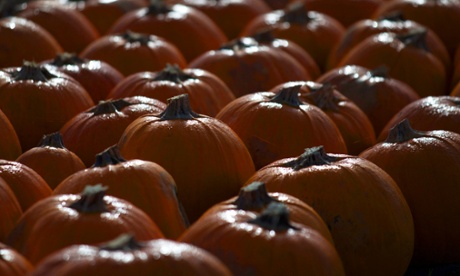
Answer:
220 37 258 51
147 0 171 14
67 184 110 213
38 132 66 149
385 119 425 143
281 2 312 25
121 31 152 45
233 182 275 210
397 29 430 52
153 64 196 83
89 99 131 116
49 52 85 67
305 83 339 111
248 202 298 231
282 146 338 170
159 94 201 120
378 11 406 22
251 29 275 44
92 145 126 168
11 61 59 82
99 234 144 251
370 65 389 78
271 85 303 107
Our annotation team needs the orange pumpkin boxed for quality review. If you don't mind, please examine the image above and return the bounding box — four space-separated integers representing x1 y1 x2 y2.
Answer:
31 234 232 275
15 132 86 190
245 146 414 276
0 108 21 161
107 64 235 117
0 243 33 275
118 94 255 222
0 179 22 243
54 145 189 239
6 185 164 265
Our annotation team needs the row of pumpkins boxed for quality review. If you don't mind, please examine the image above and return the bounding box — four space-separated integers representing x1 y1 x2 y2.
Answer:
1 0 460 275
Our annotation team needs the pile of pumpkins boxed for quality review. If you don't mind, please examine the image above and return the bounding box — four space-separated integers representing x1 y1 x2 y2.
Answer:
1 0 460 274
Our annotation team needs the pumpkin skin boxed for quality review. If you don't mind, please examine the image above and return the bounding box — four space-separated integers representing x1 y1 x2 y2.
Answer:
240 2 346 71
108 0 228 62
0 179 22 243
15 132 86 190
53 145 189 240
0 17 62 68
80 31 187 77
245 146 415 276
6 185 164 265
0 62 94 151
31 235 232 276
0 160 52 212
179 202 346 276
378 96 460 141
60 96 166 167
215 86 347 170
360 120 460 265
118 94 255 222
42 52 124 103
271 81 376 155
0 243 33 275
189 37 311 98
336 30 447 98
317 65 420 135
0 108 21 161
107 64 235 117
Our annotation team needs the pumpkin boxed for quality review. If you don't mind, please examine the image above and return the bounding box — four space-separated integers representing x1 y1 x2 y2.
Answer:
0 243 33 275
53 145 189 239
106 64 235 117
108 0 227 62
317 65 420 135
0 62 94 151
0 179 22 243
240 1 346 71
189 37 311 98
60 96 166 167
80 30 187 77
179 202 346 275
15 132 86 190
6 184 164 265
377 96 460 142
16 2 99 54
31 234 232 275
336 30 447 97
360 119 460 265
118 94 255 222
215 85 347 169
0 159 52 212
0 108 21 161
0 16 62 68
245 146 414 276
42 52 124 103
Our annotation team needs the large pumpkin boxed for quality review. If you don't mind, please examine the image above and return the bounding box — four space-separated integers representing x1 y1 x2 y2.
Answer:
245 146 415 276
0 108 21 161
0 243 32 275
0 179 22 243
118 94 255 222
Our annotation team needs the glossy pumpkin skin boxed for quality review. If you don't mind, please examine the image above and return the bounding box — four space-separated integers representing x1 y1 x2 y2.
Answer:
0 63 94 151
81 31 187 77
31 236 232 276
360 121 460 265
215 87 347 170
336 31 447 98
378 96 460 141
327 15 451 71
15 132 86 190
0 17 62 68
179 203 346 276
245 147 415 276
53 146 189 240
271 81 376 155
60 96 166 167
0 180 22 243
108 0 228 62
189 37 311 98
6 187 164 265
107 65 235 117
0 243 33 275
317 65 420 135
118 94 256 222
240 2 346 71
0 109 22 161
0 160 52 212
42 53 124 103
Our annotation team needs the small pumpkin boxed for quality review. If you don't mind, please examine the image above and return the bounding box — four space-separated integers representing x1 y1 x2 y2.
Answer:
0 108 21 161
0 179 22 243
